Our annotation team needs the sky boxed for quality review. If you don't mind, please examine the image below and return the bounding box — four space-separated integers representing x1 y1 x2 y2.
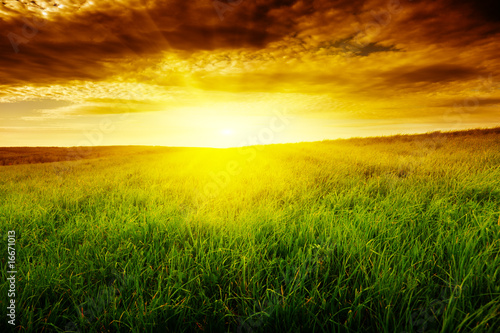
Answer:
0 0 499 147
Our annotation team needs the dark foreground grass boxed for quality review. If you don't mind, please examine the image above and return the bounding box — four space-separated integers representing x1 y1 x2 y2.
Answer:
1 128 499 332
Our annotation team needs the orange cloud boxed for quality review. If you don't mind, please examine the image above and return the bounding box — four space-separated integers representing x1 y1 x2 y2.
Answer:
0 0 499 146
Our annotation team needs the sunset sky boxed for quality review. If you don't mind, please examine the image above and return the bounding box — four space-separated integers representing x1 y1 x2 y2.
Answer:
0 0 499 147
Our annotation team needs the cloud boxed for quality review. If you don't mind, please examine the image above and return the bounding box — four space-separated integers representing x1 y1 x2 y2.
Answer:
437 97 500 108
1 0 498 86
384 64 484 85
0 0 499 128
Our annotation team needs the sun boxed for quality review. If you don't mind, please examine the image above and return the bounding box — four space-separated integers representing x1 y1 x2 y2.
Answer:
220 129 234 136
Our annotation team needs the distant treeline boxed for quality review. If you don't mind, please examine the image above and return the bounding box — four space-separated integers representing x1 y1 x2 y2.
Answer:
0 146 179 166
329 126 500 145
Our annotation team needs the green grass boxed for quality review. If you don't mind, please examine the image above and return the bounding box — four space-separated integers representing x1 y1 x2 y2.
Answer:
1 128 500 332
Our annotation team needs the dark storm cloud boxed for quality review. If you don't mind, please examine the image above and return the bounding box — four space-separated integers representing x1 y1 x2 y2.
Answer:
453 0 500 23
0 0 313 84
0 0 499 88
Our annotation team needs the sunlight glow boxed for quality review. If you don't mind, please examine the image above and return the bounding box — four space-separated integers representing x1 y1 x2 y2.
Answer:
221 129 234 136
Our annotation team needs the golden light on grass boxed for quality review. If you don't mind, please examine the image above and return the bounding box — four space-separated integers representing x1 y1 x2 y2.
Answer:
1 129 499 331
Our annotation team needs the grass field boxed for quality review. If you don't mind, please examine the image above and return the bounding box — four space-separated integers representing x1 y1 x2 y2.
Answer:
1 128 500 332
